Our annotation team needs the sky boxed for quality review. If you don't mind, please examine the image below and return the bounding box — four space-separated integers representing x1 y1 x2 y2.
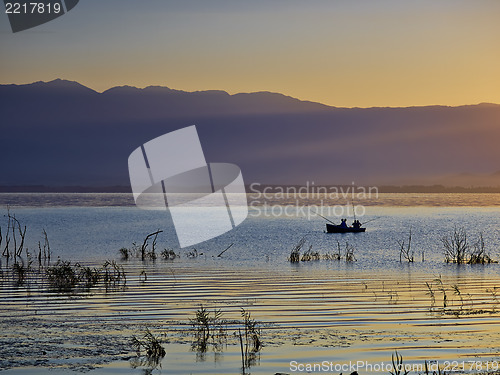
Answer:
1 0 500 108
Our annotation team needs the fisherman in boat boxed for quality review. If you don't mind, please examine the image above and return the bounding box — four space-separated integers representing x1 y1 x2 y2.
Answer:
339 219 348 228
352 220 361 229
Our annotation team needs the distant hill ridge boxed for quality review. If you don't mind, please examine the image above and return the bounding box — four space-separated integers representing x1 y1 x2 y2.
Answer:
1 79 500 187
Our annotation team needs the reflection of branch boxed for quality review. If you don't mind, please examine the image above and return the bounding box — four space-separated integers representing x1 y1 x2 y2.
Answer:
217 243 234 257
238 328 245 375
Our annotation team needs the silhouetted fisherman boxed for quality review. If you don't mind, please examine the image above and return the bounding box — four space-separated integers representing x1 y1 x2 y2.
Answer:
352 220 361 229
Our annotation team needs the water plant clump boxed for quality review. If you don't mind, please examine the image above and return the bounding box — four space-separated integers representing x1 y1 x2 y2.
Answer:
332 240 357 262
397 228 414 263
289 238 356 263
78 265 101 288
300 245 320 261
130 327 166 370
161 248 179 260
190 305 227 353
389 350 409 375
46 259 80 291
118 247 130 260
442 228 496 264
424 278 498 316
469 232 495 264
238 308 262 373
187 305 263 374
344 241 357 262
288 237 306 263
11 262 28 286
101 260 126 290
118 230 163 261
1 211 27 261
240 308 262 354
44 259 126 292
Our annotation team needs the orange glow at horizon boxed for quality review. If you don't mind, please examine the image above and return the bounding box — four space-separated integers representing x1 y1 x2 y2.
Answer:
1 1 499 108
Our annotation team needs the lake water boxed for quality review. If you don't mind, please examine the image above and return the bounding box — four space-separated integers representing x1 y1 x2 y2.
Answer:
1 193 500 374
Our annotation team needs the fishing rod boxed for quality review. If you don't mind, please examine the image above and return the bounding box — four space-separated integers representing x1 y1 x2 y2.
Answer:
313 211 338 225
360 217 380 226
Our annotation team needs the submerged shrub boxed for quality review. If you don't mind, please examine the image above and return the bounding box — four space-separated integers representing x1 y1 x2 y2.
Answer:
12 262 28 285
442 227 469 264
289 237 306 263
45 259 126 292
301 246 320 261
190 305 227 353
442 228 496 264
119 247 130 260
161 248 178 260
46 260 79 291
131 327 166 369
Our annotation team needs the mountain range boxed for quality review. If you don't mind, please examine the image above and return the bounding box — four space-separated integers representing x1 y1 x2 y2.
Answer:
1 79 500 189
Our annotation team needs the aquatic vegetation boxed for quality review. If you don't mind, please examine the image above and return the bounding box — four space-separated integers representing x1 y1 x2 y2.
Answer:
238 308 262 373
424 360 448 375
1 215 125 293
139 230 162 261
186 248 203 258
37 229 51 266
217 243 234 257
425 282 435 309
288 237 306 263
1 212 29 263
190 305 227 352
45 259 126 292
78 265 101 288
101 260 126 290
487 286 499 313
433 276 448 310
11 262 28 286
390 351 409 375
187 305 262 374
290 238 356 263
300 246 320 261
469 232 496 264
442 228 496 264
118 230 163 261
388 290 399 304
333 240 357 262
240 308 262 354
344 241 357 262
442 227 468 263
322 248 341 261
397 228 414 262
46 260 80 291
452 285 464 315
130 327 166 369
161 248 179 260
118 247 130 260
424 278 499 316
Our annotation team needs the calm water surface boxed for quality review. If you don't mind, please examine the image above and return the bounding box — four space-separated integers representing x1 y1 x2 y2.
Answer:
1 193 500 374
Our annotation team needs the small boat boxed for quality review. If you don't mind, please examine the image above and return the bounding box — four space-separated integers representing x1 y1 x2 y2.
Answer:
326 223 366 233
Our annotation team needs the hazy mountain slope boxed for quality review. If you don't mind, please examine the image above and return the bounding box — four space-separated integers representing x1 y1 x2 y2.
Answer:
1 79 500 187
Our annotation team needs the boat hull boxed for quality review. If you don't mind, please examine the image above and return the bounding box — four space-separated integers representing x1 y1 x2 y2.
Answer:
326 223 366 233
